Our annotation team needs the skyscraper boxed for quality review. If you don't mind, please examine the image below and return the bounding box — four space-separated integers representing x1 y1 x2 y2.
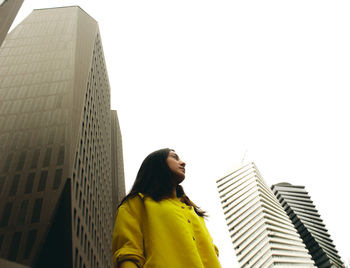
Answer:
271 183 345 268
0 6 125 268
0 0 24 46
216 162 315 267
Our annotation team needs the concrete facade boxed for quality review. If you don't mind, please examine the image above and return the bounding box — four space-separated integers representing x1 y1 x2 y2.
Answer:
217 162 315 267
271 183 345 268
0 7 125 268
0 0 24 47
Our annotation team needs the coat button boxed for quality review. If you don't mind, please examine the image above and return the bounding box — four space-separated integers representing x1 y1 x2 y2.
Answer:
187 219 191 223
181 206 185 209
193 237 196 241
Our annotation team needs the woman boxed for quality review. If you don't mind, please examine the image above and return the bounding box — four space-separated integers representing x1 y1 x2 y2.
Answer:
112 148 221 268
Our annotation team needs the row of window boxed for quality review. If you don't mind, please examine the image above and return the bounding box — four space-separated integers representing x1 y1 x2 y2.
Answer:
0 198 43 227
74 247 99 268
0 168 62 198
0 229 37 261
0 81 67 103
1 94 64 115
1 109 67 132
0 67 72 89
1 145 65 174
0 47 71 71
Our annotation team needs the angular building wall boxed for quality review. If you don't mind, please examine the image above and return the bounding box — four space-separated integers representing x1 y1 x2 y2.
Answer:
216 162 315 267
110 110 125 214
0 6 125 268
0 0 24 46
271 183 345 268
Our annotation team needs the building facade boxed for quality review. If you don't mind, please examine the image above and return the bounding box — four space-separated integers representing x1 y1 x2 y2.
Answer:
216 162 315 267
0 6 125 268
0 0 24 46
271 183 345 268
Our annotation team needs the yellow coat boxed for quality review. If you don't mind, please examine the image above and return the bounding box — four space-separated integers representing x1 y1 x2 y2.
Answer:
112 193 221 268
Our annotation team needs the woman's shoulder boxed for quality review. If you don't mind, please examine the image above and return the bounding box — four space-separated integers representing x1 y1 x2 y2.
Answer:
119 193 145 213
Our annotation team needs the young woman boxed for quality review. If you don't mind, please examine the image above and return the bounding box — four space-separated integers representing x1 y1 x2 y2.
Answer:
112 148 221 268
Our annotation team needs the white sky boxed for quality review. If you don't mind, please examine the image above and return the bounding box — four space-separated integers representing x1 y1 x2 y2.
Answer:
12 1 350 267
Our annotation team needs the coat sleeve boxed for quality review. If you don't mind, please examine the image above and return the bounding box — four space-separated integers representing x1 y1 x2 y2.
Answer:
112 197 145 268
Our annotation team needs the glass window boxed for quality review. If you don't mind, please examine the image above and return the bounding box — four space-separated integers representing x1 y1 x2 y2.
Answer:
0 234 4 250
0 176 6 194
30 149 40 169
53 169 62 190
9 174 20 196
0 202 13 227
37 170 48 192
31 198 43 223
23 229 37 259
43 147 52 167
17 200 29 225
16 152 26 171
48 128 55 144
23 131 32 148
8 232 22 261
24 173 35 194
2 153 13 172
57 145 65 165
74 248 78 268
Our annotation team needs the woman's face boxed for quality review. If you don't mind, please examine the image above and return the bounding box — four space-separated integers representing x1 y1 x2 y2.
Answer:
166 150 186 183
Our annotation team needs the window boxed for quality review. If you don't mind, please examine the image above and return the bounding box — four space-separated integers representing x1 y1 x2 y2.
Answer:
31 198 43 223
31 149 40 169
37 170 48 192
16 152 26 171
24 173 35 194
76 217 80 237
0 234 4 250
2 153 13 172
23 132 32 148
23 229 37 259
9 174 20 196
48 128 55 144
53 169 62 190
8 232 22 261
17 200 29 225
74 248 78 268
43 147 52 167
0 202 13 227
0 176 6 194
57 145 65 165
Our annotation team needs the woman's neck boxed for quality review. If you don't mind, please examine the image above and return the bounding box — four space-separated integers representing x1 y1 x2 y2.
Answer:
171 187 177 199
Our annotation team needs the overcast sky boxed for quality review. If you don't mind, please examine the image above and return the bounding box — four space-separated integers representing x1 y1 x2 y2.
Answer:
12 1 350 267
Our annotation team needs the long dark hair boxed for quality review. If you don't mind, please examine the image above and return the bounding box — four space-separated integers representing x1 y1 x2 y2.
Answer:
119 148 206 217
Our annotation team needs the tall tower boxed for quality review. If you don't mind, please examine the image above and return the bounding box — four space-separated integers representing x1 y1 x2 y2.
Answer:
271 183 345 268
0 6 125 268
0 0 24 46
216 162 315 267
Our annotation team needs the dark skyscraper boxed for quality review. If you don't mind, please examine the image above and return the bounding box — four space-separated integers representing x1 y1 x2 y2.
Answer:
0 6 125 268
271 183 345 268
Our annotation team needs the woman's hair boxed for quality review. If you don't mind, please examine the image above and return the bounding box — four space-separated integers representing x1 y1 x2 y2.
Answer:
118 148 206 217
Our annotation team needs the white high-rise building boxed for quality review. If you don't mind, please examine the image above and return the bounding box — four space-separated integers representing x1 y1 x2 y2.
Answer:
216 162 315 267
